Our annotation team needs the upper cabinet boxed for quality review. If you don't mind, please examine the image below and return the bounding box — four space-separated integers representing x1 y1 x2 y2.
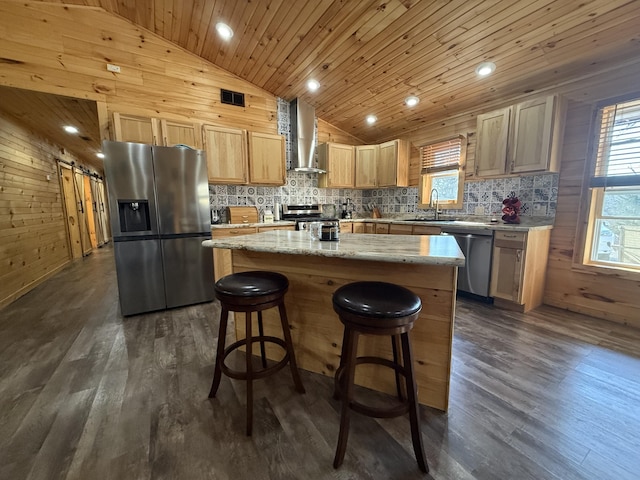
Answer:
318 139 411 189
113 113 158 145
160 119 202 149
355 145 378 188
247 131 285 185
474 95 565 177
378 139 409 187
203 125 247 184
475 107 511 177
112 113 201 149
203 125 286 186
317 143 355 188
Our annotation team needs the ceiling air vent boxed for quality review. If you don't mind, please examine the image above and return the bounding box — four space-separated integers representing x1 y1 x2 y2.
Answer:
220 89 245 107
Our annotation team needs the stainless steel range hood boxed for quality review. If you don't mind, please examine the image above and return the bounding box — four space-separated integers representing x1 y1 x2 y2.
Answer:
289 98 325 173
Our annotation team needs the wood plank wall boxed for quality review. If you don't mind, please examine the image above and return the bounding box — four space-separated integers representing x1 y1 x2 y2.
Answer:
0 111 89 308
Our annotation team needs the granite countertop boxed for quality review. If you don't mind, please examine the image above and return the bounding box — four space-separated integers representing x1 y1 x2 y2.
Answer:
211 217 553 233
202 230 465 267
340 217 554 232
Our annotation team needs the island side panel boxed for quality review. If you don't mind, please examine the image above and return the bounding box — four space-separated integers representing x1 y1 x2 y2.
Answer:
231 249 457 411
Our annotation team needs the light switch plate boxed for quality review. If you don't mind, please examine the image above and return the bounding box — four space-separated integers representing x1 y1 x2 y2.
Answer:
474 205 485 215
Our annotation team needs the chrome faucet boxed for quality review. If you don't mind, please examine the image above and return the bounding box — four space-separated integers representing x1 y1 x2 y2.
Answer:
429 188 440 220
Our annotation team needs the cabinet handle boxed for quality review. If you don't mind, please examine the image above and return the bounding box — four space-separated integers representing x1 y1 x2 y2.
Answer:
503 234 517 238
516 250 522 262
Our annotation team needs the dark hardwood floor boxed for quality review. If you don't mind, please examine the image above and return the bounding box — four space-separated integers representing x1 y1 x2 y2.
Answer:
1 245 639 480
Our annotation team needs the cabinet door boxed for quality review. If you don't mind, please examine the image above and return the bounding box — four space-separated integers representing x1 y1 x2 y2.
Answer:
112 113 159 144
352 223 365 233
490 246 524 302
510 96 555 174
475 107 510 176
378 140 409 187
389 223 412 235
375 223 390 234
490 231 526 303
318 143 355 188
203 125 247 184
378 140 398 187
247 132 286 185
355 145 378 188
340 222 354 233
160 119 201 149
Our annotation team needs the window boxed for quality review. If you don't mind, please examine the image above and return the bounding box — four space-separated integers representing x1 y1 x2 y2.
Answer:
584 97 640 271
418 135 466 209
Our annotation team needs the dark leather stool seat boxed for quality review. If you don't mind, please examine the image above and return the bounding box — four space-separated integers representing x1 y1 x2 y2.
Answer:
332 281 428 473
208 271 305 436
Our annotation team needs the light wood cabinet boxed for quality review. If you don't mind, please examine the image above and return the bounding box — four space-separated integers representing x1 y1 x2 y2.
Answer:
204 126 286 186
375 222 390 234
113 113 200 148
475 107 511 176
510 96 561 174
203 125 248 184
389 223 412 235
378 139 410 187
247 131 286 185
318 143 355 188
411 225 442 235
490 229 551 312
340 222 354 233
160 119 201 148
355 145 378 188
113 113 158 144
352 222 365 233
475 95 564 177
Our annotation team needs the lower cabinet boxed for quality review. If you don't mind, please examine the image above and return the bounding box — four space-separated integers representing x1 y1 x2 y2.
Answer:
490 229 551 312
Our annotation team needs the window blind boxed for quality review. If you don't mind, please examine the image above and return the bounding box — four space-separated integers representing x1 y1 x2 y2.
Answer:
591 98 640 188
420 136 463 173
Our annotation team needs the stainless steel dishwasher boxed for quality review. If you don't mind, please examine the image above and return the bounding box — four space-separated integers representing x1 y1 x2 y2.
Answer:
441 226 494 298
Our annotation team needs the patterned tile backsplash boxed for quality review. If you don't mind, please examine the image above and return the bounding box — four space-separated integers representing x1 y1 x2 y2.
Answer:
209 97 557 221
209 172 557 221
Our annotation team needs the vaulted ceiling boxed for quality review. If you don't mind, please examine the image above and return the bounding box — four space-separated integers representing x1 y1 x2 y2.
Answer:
9 0 640 160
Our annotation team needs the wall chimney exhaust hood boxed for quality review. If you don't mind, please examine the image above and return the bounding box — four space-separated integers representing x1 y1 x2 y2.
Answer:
289 98 325 173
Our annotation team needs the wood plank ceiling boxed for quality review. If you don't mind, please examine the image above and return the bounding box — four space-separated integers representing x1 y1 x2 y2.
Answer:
20 0 640 145
0 86 102 171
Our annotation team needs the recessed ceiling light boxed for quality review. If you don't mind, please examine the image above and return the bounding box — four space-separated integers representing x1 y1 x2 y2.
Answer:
475 61 496 77
63 125 79 134
366 114 377 125
405 95 420 107
307 79 320 92
96 152 105 159
216 22 233 40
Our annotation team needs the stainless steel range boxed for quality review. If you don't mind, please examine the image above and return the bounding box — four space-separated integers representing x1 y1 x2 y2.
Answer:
282 204 339 231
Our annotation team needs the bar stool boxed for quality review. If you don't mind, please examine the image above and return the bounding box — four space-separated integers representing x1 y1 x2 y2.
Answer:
332 281 428 473
208 270 305 435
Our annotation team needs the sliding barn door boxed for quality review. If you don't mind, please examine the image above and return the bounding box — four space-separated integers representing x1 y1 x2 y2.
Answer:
58 163 83 259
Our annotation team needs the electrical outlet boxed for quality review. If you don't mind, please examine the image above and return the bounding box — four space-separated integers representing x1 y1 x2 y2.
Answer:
474 205 485 215
107 63 121 73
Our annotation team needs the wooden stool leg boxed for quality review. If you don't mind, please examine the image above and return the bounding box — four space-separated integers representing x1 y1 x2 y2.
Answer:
245 311 254 436
209 307 229 398
257 311 267 368
333 328 359 469
277 302 305 394
401 332 428 473
333 327 349 400
391 334 406 401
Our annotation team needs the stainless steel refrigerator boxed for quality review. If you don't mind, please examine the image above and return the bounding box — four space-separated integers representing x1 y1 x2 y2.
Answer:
103 141 214 316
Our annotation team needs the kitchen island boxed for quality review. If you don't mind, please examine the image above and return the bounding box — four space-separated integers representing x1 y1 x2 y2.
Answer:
202 230 464 411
